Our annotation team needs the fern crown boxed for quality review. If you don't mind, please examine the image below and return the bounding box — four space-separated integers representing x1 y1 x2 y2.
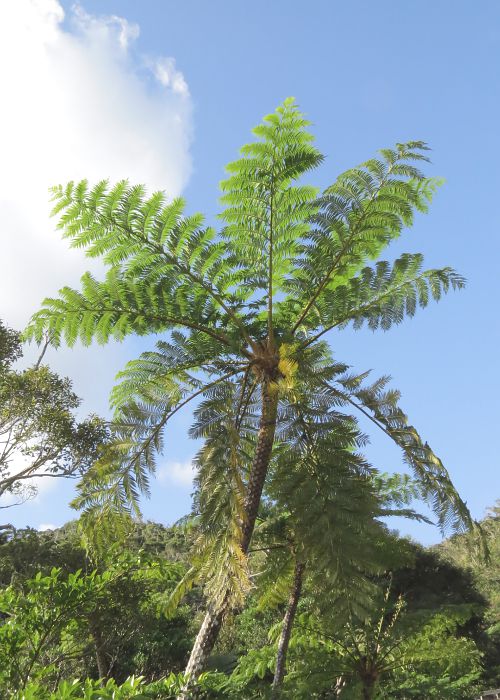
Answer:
25 99 470 564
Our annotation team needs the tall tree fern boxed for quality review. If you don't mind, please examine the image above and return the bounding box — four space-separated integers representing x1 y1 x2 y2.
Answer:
25 99 471 695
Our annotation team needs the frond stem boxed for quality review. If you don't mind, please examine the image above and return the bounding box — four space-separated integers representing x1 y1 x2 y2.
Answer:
291 159 399 333
298 268 441 351
97 209 258 354
122 367 248 473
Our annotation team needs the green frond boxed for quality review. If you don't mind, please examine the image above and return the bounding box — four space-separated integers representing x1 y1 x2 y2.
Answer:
34 178 253 348
70 368 249 564
268 383 387 588
189 378 259 610
220 98 323 309
338 374 473 533
298 254 465 342
163 566 200 619
288 142 444 333
24 267 242 351
256 553 294 611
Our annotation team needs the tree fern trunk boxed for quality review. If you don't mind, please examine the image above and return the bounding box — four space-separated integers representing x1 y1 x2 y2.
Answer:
241 380 279 552
89 616 109 680
271 561 305 697
362 677 376 700
178 380 279 699
178 604 224 699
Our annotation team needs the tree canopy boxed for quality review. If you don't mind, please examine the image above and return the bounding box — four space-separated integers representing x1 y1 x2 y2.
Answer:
0 320 106 514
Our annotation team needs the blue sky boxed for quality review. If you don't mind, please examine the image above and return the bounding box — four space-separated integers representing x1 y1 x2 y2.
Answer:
2 1 499 542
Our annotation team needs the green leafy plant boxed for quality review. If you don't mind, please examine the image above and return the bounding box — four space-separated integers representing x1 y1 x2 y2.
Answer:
0 320 106 509
0 556 186 695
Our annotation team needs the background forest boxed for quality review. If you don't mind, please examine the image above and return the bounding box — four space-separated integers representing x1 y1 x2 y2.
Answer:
0 511 498 698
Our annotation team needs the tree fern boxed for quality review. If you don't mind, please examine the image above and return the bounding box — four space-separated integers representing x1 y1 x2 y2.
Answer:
25 99 471 691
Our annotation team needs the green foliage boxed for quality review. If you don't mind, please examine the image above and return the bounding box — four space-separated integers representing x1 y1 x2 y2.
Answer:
332 371 473 532
269 377 380 587
25 105 458 358
0 536 190 697
302 253 464 336
189 378 256 610
0 523 87 584
233 589 483 700
0 323 107 507
10 674 184 700
0 319 22 369
0 519 193 584
219 98 323 304
0 519 496 698
221 537 491 700
25 182 242 351
383 612 482 698
437 502 499 624
0 567 109 693
436 502 500 686
12 672 231 700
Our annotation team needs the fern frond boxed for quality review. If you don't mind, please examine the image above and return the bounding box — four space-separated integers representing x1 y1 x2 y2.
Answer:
24 269 239 350
163 566 200 619
289 141 441 333
300 254 465 345
337 374 472 533
187 377 259 610
220 98 323 323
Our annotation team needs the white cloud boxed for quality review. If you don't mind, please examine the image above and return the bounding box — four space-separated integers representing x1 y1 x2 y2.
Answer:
158 460 196 488
38 523 57 531
72 3 140 51
0 0 193 415
152 57 190 96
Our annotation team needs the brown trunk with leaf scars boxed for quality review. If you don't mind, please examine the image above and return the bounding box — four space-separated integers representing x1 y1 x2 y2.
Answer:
271 561 305 697
178 379 279 699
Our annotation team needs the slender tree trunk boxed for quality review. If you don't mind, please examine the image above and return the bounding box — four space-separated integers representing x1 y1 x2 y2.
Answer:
89 616 109 680
178 380 279 699
361 677 376 700
271 561 305 697
179 604 224 695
